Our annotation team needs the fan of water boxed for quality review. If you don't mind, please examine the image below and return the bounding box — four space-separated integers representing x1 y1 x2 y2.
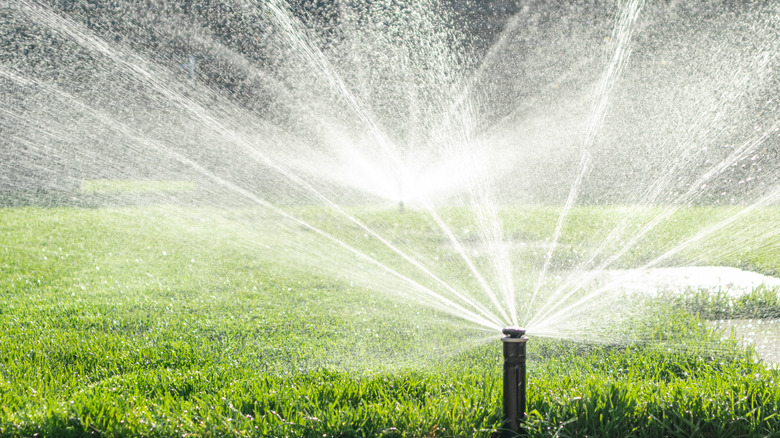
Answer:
1 0 778 354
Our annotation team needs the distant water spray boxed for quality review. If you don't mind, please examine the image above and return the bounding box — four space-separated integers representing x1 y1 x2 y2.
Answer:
265 0 405 175
271 0 519 326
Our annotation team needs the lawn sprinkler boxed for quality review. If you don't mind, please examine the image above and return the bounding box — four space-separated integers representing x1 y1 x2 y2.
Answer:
502 326 529 437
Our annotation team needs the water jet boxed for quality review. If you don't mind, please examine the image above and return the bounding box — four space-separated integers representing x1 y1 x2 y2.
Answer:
502 326 529 437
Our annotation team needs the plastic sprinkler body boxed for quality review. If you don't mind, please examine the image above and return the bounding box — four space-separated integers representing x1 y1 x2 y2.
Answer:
502 326 529 437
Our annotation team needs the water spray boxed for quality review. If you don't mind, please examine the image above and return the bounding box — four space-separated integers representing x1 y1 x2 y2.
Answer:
502 326 528 437
179 55 196 80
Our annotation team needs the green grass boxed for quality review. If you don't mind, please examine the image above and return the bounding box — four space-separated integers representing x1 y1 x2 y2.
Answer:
671 286 780 320
1 205 779 437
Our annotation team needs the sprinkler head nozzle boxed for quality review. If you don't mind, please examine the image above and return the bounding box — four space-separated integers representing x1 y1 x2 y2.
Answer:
502 326 526 338
501 326 528 437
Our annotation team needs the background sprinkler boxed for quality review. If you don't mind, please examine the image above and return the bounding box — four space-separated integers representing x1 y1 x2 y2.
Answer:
502 326 529 437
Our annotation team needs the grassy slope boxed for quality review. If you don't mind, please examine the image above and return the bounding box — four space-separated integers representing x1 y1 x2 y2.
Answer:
1 206 779 437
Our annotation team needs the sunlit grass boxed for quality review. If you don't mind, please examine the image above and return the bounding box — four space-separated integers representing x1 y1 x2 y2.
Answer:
671 286 780 320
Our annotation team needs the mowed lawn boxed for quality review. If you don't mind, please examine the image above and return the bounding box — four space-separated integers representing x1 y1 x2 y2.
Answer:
1 205 779 437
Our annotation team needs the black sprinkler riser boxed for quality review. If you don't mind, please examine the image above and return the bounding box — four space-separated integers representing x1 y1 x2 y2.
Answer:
502 326 529 437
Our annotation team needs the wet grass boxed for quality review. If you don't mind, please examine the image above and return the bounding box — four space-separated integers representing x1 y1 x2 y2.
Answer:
1 205 779 437
671 286 780 320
